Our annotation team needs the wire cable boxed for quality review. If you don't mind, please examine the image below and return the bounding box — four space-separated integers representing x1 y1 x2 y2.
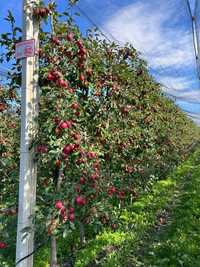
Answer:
164 92 200 104
76 5 121 45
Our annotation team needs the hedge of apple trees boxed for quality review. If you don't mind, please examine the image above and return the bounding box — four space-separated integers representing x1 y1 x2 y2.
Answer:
0 1 200 266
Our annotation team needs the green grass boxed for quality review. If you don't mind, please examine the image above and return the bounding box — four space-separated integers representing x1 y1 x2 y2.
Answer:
74 148 200 267
132 158 200 266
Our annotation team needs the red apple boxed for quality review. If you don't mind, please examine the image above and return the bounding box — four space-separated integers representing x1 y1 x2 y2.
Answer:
60 120 72 129
76 40 84 48
63 144 75 155
75 196 86 206
57 79 68 88
0 242 7 249
110 186 116 193
79 74 85 82
71 102 79 110
52 36 60 45
78 48 87 56
36 144 48 153
90 173 98 181
55 200 64 210
47 72 55 81
66 32 74 42
79 177 85 185
52 70 61 80
60 208 67 222
68 213 75 222
69 207 75 213
87 151 96 159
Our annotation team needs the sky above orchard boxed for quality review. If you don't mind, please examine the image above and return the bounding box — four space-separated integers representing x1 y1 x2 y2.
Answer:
1 0 200 123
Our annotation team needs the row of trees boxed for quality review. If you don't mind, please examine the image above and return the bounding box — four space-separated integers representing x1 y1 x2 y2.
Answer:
0 1 199 266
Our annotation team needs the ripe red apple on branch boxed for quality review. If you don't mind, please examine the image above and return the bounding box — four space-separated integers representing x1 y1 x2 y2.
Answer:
0 242 7 249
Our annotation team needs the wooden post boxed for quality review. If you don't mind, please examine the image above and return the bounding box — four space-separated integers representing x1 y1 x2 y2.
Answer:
16 0 39 266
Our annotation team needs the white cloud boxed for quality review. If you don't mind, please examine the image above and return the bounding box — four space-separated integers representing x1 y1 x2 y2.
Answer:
104 0 195 71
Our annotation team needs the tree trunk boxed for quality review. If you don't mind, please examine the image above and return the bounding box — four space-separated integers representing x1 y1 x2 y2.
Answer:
50 236 58 267
50 168 63 266
80 222 86 246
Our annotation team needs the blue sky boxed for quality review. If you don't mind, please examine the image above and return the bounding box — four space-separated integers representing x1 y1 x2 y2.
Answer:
1 0 200 123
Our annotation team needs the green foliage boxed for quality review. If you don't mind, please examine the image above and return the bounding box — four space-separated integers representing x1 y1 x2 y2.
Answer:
34 246 49 267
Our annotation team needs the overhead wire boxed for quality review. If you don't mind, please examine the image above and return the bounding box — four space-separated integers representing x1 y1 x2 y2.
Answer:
162 85 200 101
186 114 200 121
75 5 121 45
0 67 8 77
181 110 200 123
181 107 200 115
164 92 200 104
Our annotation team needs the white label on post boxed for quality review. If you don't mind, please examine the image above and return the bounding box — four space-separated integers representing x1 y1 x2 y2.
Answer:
15 39 35 59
